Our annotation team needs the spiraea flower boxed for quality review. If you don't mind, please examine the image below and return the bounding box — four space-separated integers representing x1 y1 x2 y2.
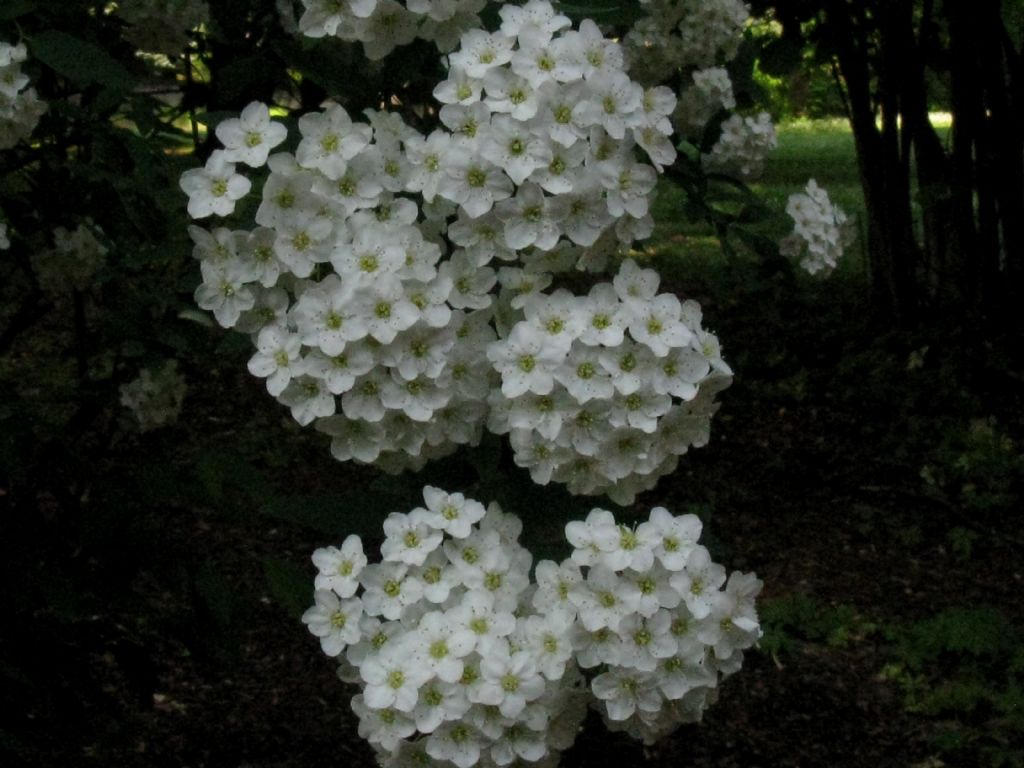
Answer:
780 179 856 275
305 491 761 761
303 487 589 768
180 5 727 495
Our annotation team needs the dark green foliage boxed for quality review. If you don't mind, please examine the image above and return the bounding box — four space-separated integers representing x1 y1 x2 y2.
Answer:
882 607 1024 768
760 594 876 655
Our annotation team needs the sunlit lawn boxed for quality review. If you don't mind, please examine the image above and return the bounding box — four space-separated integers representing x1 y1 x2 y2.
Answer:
648 115 952 278
648 118 864 269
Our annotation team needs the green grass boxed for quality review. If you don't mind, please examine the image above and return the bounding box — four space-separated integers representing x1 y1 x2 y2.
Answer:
647 115 954 279
648 118 866 272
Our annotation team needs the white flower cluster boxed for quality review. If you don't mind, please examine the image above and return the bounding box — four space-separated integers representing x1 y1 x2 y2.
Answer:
0 41 45 150
115 0 209 55
487 258 732 505
703 112 777 180
564 505 761 744
304 489 761 761
119 359 188 431
673 66 735 136
30 223 108 293
625 0 749 83
779 179 855 275
297 0 487 57
623 1 777 183
181 2 718 500
303 487 588 768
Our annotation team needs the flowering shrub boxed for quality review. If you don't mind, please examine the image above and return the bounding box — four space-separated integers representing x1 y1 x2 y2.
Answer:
304 487 762 763
779 179 855 274
182 0 734 503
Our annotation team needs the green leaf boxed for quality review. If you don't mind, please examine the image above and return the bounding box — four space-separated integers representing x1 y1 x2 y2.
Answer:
263 556 311 619
261 491 399 536
0 0 36 20
191 450 272 512
556 1 642 25
30 30 135 92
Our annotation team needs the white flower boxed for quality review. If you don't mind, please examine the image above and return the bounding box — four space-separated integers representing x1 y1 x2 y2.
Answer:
591 668 661 720
487 323 569 398
216 101 288 167
296 103 373 179
439 153 514 218
361 562 425 620
449 30 515 78
669 546 726 620
477 647 547 717
302 590 364 656
361 643 432 711
313 535 367 596
426 720 485 768
352 695 417 751
180 151 251 218
449 591 516 656
413 610 477 683
531 559 581 619
421 486 487 538
381 509 444 565
248 325 302 396
570 565 640 632
278 375 337 425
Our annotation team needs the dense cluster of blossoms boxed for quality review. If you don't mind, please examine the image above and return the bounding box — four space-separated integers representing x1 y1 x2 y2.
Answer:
30 223 108 293
303 488 761 761
565 505 761 743
779 179 855 275
297 0 488 57
625 0 749 78
303 487 588 768
0 40 45 150
119 360 188 431
181 1 731 501
623 0 778 182
487 258 731 504
115 0 209 55
703 112 777 180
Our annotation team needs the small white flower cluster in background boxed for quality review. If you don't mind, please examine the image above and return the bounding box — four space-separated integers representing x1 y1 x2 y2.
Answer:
623 2 778 183
703 112 777 180
625 0 748 83
779 179 855 275
30 223 108 293
565 505 761 744
672 66 735 136
119 360 188 431
181 1 724 502
487 258 732 505
0 41 46 150
303 488 761 763
0 221 9 250
303 486 588 768
115 0 210 55
297 0 487 57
